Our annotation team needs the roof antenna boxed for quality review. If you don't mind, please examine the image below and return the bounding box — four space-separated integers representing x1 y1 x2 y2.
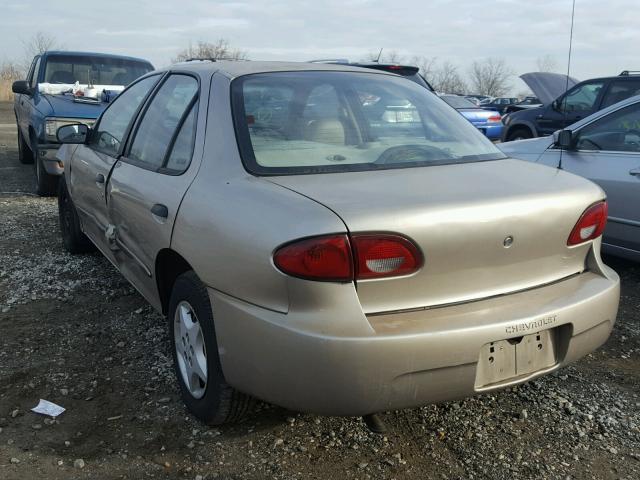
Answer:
559 0 577 171
375 48 383 63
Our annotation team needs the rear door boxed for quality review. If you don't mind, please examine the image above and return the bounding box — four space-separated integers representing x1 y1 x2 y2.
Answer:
69 74 161 258
555 101 640 253
106 73 202 308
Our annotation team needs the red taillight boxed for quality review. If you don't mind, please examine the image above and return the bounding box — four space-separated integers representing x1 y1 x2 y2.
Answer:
273 234 353 282
567 201 608 246
487 114 502 123
273 233 422 282
352 234 422 279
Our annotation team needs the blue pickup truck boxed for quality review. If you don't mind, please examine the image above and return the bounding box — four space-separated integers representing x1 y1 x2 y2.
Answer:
13 51 154 195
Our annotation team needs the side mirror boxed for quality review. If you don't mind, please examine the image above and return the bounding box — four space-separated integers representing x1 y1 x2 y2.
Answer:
554 129 574 149
57 124 89 144
12 80 32 95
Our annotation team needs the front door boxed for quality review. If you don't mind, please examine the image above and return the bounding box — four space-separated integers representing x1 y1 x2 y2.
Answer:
536 81 606 136
69 74 161 258
106 73 201 308
556 101 640 254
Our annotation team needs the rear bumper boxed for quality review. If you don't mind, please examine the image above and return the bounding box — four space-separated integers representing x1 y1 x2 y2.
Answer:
480 123 503 140
210 263 619 416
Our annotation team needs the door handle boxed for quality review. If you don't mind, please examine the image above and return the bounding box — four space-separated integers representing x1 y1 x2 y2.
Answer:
95 173 105 184
151 203 168 218
630 168 640 177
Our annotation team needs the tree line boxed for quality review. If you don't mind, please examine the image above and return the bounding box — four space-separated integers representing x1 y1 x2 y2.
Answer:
1 32 560 101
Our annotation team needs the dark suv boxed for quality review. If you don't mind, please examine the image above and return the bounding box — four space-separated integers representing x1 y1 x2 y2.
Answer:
502 71 640 142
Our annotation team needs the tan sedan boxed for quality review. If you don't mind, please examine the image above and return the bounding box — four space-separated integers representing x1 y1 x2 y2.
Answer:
55 61 620 425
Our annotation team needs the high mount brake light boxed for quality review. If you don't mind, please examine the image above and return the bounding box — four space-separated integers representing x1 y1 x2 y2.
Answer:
273 234 422 282
567 201 608 246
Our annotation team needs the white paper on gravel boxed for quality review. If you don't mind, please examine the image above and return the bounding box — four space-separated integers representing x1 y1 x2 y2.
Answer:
31 399 66 417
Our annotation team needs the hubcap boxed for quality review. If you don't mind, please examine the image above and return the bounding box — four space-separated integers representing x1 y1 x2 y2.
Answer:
173 301 208 399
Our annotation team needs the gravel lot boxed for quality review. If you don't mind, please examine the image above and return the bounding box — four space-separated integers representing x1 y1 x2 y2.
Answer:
0 101 638 480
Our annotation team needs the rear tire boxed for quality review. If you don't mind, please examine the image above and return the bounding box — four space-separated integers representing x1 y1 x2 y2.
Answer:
58 176 95 254
17 127 34 164
506 127 533 142
168 271 253 425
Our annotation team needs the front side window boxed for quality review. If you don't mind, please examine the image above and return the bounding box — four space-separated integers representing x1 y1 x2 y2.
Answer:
91 75 160 157
43 55 153 86
29 57 41 89
128 74 198 171
232 72 505 175
559 82 604 113
576 102 640 152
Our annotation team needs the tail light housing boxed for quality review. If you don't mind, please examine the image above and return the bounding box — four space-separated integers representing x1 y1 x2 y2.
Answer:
487 114 502 123
273 233 422 282
567 201 608 246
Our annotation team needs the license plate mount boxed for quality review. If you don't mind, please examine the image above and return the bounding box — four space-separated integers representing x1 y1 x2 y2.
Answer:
475 329 558 388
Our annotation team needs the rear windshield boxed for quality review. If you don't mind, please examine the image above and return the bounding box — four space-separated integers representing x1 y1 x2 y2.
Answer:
441 95 477 109
43 55 153 86
232 71 505 175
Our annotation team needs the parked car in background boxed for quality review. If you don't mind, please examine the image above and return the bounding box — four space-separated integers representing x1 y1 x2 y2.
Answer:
466 94 492 105
500 94 640 261
309 59 434 91
502 71 640 142
56 61 618 424
12 50 154 195
440 94 503 140
480 97 519 114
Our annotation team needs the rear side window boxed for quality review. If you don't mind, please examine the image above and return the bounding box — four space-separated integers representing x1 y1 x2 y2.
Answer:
601 80 640 108
128 74 198 172
91 75 160 157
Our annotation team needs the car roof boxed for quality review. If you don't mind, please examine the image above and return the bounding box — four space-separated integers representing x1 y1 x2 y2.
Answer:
42 50 153 65
166 60 399 79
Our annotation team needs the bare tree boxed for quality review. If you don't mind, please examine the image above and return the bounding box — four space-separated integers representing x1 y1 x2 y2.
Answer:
431 61 467 94
173 39 248 63
0 60 23 101
410 55 438 82
21 31 59 72
536 54 559 73
468 57 513 97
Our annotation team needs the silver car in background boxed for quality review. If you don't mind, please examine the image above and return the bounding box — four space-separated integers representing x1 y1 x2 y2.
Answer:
55 61 619 425
500 95 640 262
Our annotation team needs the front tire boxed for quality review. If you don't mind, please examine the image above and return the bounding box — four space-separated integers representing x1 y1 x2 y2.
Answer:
506 127 533 142
58 176 95 254
17 127 34 164
35 154 59 196
168 271 252 425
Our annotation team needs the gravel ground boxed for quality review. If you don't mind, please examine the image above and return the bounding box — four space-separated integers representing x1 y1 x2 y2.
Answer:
0 101 638 480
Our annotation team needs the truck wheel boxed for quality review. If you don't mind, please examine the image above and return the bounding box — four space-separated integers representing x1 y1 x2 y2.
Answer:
17 128 34 164
34 152 59 196
506 127 533 142
168 271 253 425
58 176 95 254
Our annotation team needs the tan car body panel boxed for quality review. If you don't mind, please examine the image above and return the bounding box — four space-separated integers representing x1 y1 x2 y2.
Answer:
65 63 620 416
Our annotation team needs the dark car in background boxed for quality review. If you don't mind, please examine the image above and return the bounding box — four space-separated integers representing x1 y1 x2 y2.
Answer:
480 97 519 114
502 71 640 142
12 50 154 195
440 94 502 140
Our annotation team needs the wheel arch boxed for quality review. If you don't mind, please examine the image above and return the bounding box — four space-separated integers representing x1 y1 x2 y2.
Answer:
155 248 196 315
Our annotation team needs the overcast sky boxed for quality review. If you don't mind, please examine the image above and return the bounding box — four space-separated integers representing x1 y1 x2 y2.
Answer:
2 0 637 93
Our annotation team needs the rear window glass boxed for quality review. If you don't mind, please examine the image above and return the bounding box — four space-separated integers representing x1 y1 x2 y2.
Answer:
441 95 477 109
232 71 505 175
43 55 153 86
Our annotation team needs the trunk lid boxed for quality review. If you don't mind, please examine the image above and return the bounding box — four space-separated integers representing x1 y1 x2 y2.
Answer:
268 159 605 314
